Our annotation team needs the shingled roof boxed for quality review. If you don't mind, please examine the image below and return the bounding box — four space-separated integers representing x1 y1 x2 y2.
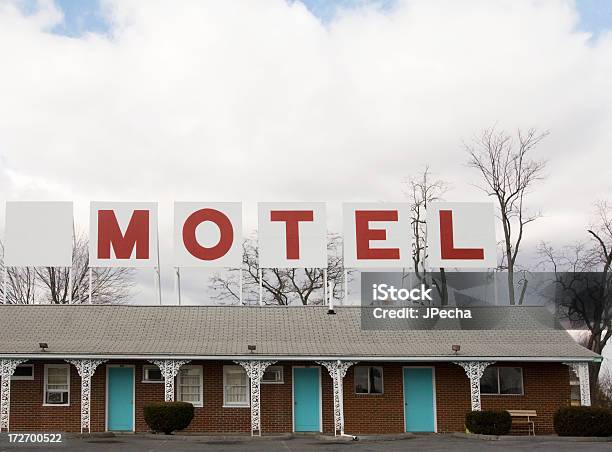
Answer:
0 305 598 361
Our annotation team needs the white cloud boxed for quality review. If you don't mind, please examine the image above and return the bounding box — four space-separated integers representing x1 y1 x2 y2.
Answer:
0 0 611 304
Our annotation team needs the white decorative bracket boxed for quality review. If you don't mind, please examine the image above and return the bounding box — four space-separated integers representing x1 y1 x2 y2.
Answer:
0 359 28 432
454 361 495 411
149 359 191 402
563 361 591 407
317 360 357 436
65 359 107 433
234 360 276 436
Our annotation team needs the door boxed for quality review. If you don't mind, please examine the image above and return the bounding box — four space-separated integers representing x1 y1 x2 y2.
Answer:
293 367 321 432
107 366 134 431
403 367 435 432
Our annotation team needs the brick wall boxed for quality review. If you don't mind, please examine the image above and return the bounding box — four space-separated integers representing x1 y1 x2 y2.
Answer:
4 359 570 435
432 362 570 434
343 363 405 434
10 361 81 432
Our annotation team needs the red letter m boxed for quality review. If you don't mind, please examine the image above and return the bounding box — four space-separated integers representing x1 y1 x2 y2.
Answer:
97 210 150 260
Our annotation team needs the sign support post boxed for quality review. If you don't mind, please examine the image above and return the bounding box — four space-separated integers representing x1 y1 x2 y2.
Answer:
239 266 243 305
88 268 93 304
68 266 73 304
258 268 263 306
343 269 348 304
2 266 6 304
323 268 329 309
155 223 162 305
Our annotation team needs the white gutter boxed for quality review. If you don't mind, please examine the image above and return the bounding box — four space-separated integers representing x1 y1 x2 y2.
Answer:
0 354 599 362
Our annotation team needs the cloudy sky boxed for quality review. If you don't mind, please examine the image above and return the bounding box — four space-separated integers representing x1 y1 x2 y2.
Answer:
0 0 611 306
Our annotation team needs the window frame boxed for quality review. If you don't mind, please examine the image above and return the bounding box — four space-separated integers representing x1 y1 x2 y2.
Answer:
43 364 70 406
480 366 524 396
261 365 284 384
176 365 203 407
223 365 249 408
11 364 34 381
354 366 384 395
142 365 164 384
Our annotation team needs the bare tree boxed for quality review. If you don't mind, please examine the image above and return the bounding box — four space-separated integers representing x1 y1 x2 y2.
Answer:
0 242 36 304
594 367 612 409
404 166 450 304
538 201 612 394
466 126 548 305
0 233 136 304
209 233 348 305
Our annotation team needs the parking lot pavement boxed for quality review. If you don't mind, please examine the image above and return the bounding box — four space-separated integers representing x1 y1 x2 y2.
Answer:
1 434 611 452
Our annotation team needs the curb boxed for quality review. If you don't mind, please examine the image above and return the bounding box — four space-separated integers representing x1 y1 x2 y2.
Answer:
352 433 416 441
73 432 417 443
137 433 293 442
451 433 612 442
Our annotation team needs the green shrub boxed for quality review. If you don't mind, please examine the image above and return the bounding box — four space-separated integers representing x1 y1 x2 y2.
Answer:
465 410 512 435
553 406 612 437
143 401 195 434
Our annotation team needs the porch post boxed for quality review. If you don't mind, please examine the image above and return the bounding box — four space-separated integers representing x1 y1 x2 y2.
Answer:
317 360 357 436
564 362 591 406
234 360 276 436
149 360 191 402
0 359 28 432
454 361 495 411
65 359 107 433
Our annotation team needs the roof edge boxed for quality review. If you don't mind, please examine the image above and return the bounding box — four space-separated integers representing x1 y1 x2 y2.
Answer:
0 354 600 362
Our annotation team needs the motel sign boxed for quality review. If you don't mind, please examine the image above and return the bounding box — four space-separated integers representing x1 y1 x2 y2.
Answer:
3 201 496 269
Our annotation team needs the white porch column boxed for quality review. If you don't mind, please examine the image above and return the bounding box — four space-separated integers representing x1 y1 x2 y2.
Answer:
317 360 357 436
234 360 276 436
149 359 191 402
65 359 107 433
564 362 591 406
0 359 28 432
454 361 495 411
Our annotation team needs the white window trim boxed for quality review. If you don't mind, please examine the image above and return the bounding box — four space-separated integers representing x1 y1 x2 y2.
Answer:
223 365 250 408
11 364 34 381
354 366 384 395
176 365 203 407
142 365 164 383
261 365 284 384
481 366 524 396
43 364 70 407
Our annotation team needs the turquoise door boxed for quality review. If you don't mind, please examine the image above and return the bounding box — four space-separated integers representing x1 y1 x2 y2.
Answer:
107 366 134 431
403 368 435 432
293 368 320 432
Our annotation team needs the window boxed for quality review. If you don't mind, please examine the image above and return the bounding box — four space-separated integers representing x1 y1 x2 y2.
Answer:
142 365 163 383
481 367 523 395
44 364 70 405
261 366 284 384
354 366 383 394
11 364 34 380
223 366 249 407
177 366 203 407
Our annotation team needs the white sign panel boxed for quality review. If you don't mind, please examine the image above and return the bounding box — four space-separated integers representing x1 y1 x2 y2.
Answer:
258 202 327 268
426 202 497 268
89 202 158 267
343 203 412 268
4 201 73 267
174 202 242 267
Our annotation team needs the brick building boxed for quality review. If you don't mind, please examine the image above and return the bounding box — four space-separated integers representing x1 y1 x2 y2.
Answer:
0 305 598 436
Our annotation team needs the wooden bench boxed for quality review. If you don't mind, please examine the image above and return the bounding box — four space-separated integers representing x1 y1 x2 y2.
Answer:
508 410 537 436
